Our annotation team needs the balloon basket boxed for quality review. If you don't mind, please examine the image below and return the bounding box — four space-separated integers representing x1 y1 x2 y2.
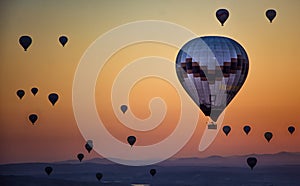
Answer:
207 122 217 130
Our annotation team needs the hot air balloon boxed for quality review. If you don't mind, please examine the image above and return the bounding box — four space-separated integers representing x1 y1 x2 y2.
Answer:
59 36 68 47
176 36 249 122
243 125 251 135
222 125 231 136
48 93 59 106
96 172 103 181
77 153 84 162
216 9 229 26
266 9 277 23
247 157 257 170
16 89 25 99
127 136 136 147
288 126 295 135
31 87 38 96
120 105 128 114
19 35 32 51
150 169 156 177
85 140 93 153
45 166 53 175
264 132 273 142
29 114 38 125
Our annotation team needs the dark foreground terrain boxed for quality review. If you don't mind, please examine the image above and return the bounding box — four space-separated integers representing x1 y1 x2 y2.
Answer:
1 152 300 186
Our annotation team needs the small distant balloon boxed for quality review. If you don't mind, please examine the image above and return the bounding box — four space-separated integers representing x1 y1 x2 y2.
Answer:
48 93 59 106
45 166 53 175
77 153 84 162
266 9 277 23
31 87 38 96
19 35 32 51
59 36 68 47
288 126 295 135
216 9 229 26
247 157 257 170
120 105 128 114
222 125 231 136
264 132 273 142
16 89 25 99
150 169 156 177
29 114 38 125
96 172 103 181
243 125 251 135
127 136 136 147
85 140 93 153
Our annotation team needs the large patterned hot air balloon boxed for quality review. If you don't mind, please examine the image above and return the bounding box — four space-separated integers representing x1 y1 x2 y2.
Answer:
176 36 249 121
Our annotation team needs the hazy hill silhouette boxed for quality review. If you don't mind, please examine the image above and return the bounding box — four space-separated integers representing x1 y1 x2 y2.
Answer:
1 152 299 186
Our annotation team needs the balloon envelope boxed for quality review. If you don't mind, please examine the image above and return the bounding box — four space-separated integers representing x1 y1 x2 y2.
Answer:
264 132 273 142
243 125 251 135
59 36 68 47
288 126 295 135
247 157 257 170
85 143 93 153
266 9 276 23
45 166 53 175
120 105 128 114
176 36 249 121
29 114 38 124
216 9 229 26
48 93 59 106
77 153 84 162
87 140 93 146
19 35 32 51
222 125 231 136
96 173 103 181
150 169 156 176
31 87 38 96
16 89 25 99
127 136 136 147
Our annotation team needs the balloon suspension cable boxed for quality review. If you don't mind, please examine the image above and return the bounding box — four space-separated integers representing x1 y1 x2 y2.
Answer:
207 118 217 125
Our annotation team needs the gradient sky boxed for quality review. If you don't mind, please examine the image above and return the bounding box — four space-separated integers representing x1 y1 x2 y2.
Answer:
0 0 299 164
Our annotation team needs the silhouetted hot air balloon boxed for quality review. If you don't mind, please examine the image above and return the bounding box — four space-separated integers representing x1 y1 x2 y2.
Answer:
96 173 103 181
31 87 38 96
266 9 277 23
48 93 59 106
247 157 257 170
29 114 38 125
77 153 84 162
85 140 93 153
243 125 251 135
288 126 295 135
127 136 136 147
19 35 32 51
120 105 128 114
150 169 156 177
222 125 231 136
59 36 68 47
45 166 53 175
264 132 273 142
216 9 229 26
176 36 249 122
16 89 25 99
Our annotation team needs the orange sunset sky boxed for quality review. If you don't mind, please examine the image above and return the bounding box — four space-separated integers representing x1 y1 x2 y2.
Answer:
0 0 299 164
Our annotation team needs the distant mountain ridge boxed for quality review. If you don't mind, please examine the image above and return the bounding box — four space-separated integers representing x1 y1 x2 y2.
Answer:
160 151 300 167
53 151 300 167
1 152 300 186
